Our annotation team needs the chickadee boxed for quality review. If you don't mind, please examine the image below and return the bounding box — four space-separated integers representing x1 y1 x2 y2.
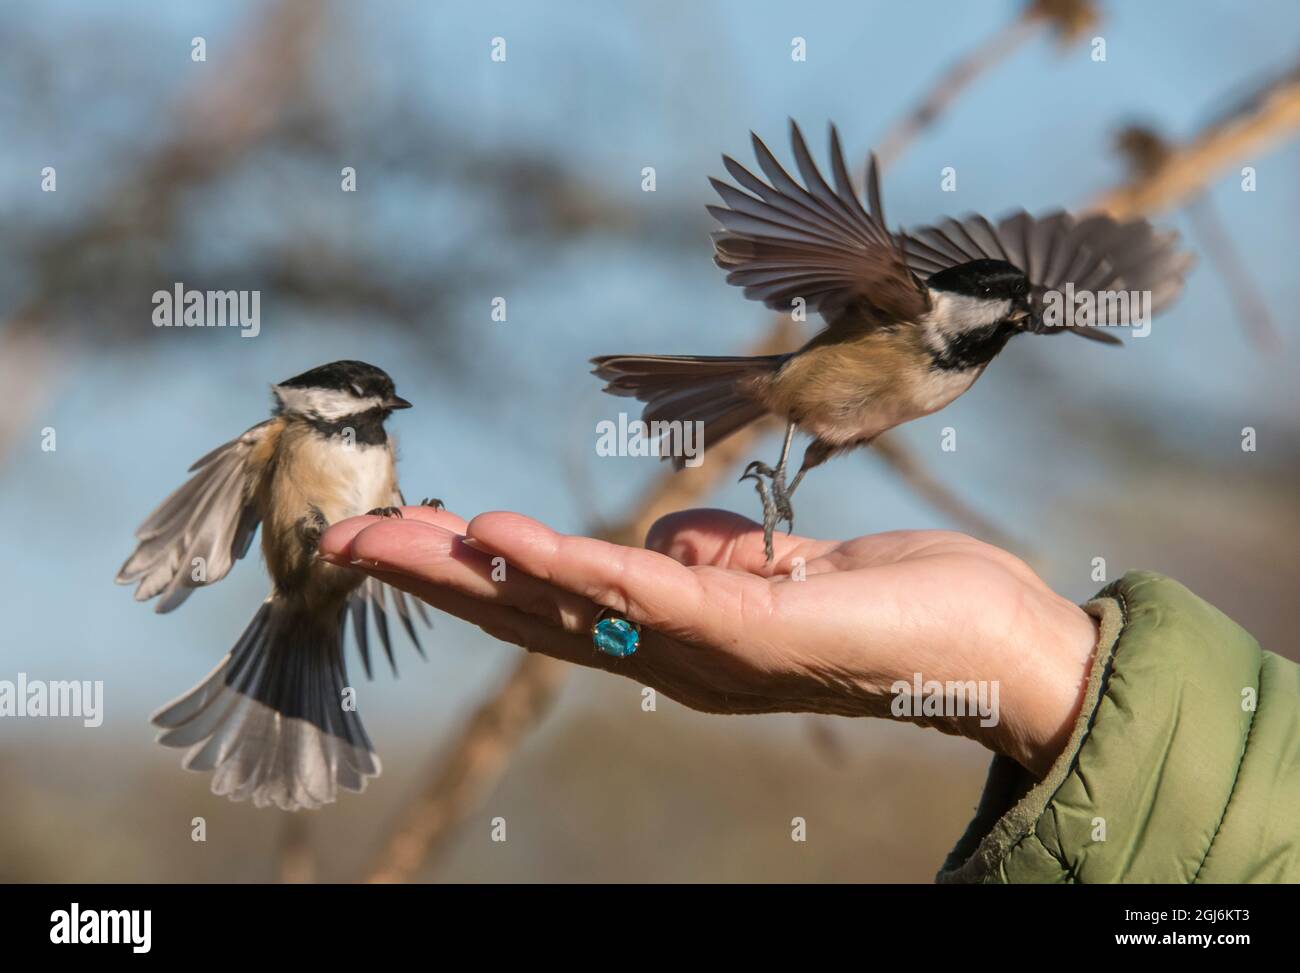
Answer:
593 121 1194 559
117 360 440 811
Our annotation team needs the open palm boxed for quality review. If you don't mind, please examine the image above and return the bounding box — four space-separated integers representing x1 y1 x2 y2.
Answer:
318 506 1096 776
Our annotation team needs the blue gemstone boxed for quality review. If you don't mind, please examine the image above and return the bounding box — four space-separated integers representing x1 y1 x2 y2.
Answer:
594 617 639 657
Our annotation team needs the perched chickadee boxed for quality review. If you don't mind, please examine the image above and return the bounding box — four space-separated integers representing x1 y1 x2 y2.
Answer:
117 360 440 811
593 121 1194 558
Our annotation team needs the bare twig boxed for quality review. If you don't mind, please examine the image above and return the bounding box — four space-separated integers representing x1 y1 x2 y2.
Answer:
1185 192 1283 351
867 436 1024 553
1092 69 1300 219
360 16 1300 885
360 2 1061 879
875 12 1040 169
0 0 325 467
366 653 567 883
849 1 1099 549
1108 77 1300 353
0 316 62 465
275 812 316 884
1117 120 1283 351
874 0 1101 169
363 323 800 883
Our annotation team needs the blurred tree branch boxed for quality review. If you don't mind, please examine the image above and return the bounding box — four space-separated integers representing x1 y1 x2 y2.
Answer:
366 653 567 884
1092 63 1300 219
0 0 683 468
364 322 800 883
875 0 1096 168
359 1 1080 882
1109 56 1300 352
276 812 315 884
362 23 1300 887
1183 193 1282 351
0 0 325 464
1116 123 1283 352
7 0 1295 883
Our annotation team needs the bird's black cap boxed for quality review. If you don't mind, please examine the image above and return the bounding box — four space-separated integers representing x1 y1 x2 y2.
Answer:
277 360 410 408
927 258 1029 302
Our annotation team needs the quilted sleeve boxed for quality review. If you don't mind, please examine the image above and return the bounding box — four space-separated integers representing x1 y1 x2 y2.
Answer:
938 571 1300 883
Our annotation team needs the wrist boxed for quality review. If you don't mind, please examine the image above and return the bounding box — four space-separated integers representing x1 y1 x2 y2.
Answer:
988 593 1100 778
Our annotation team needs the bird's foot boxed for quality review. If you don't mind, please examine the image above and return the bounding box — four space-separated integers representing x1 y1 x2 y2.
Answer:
739 461 796 563
367 506 404 519
298 506 328 554
419 498 444 510
740 461 796 532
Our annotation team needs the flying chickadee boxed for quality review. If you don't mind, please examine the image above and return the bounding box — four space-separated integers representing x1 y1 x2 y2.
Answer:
117 360 440 811
593 121 1194 559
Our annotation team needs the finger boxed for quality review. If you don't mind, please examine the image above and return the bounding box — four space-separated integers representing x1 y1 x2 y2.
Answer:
318 506 467 559
358 563 634 675
341 518 595 634
464 511 775 648
398 504 469 532
645 508 839 574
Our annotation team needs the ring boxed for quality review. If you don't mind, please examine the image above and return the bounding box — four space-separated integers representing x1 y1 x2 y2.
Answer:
591 606 641 658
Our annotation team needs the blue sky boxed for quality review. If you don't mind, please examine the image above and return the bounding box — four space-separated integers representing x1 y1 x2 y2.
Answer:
2 0 1298 753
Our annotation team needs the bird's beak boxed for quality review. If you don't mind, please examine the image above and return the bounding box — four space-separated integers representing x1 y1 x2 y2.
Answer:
385 395 413 410
1010 295 1034 327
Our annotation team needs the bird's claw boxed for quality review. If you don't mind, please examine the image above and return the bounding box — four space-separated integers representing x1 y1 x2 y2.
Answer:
739 460 795 563
298 507 328 553
367 506 404 519
419 497 444 510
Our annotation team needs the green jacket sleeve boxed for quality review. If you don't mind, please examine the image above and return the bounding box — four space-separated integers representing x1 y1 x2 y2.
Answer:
937 570 1300 883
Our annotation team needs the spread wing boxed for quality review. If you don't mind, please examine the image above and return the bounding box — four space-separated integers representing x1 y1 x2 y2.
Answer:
708 120 929 325
900 211 1195 343
117 419 278 613
346 488 431 679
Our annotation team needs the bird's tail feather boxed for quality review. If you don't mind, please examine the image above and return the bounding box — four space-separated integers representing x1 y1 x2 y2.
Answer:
591 354 783 470
152 598 378 811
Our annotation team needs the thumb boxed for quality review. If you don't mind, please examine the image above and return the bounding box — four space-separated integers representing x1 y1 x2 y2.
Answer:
645 508 832 574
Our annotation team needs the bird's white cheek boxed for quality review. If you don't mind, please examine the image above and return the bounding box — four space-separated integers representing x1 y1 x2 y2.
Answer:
273 385 385 421
924 291 1013 336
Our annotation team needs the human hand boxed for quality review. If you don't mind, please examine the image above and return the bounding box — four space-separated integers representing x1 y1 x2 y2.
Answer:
317 506 1098 777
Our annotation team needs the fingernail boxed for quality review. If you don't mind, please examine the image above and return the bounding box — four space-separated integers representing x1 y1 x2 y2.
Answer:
316 551 345 564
